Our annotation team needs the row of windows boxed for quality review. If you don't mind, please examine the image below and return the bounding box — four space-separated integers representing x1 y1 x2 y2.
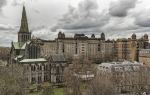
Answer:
59 43 116 52
31 75 49 84
99 66 140 72
31 65 49 71
19 34 30 42
28 45 40 59
140 50 150 54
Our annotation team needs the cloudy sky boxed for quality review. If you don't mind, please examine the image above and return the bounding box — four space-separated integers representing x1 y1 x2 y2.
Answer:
0 0 150 47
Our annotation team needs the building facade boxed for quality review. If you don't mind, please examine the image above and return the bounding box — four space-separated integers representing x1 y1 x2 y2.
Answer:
97 61 150 93
41 32 149 63
139 49 150 66
41 32 115 62
48 54 67 85
115 34 149 62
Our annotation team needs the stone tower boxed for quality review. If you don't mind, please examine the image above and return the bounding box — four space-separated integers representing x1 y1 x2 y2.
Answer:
101 32 105 40
18 6 31 43
131 34 138 61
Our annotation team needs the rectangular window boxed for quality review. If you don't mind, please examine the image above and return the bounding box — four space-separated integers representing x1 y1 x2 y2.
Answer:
31 77 36 84
44 75 48 82
38 76 42 83
98 44 101 51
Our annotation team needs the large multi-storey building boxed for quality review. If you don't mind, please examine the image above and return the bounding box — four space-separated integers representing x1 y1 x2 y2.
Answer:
41 32 112 62
41 32 115 62
40 32 149 63
139 49 150 66
115 34 149 62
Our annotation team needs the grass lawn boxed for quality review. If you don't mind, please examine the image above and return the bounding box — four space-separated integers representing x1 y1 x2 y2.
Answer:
28 87 64 95
53 88 64 95
28 92 41 95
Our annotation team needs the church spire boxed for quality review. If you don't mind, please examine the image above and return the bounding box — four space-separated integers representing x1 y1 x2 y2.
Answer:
19 5 29 33
18 5 31 43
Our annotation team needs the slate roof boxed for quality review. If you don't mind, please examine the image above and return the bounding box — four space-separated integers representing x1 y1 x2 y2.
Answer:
51 54 66 62
12 42 25 50
14 55 24 61
21 41 31 49
98 61 143 72
19 58 47 63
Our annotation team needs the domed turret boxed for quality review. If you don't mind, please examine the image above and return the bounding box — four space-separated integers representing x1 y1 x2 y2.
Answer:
58 31 62 39
62 33 65 38
91 34 95 38
132 33 136 40
101 32 105 40
144 34 148 40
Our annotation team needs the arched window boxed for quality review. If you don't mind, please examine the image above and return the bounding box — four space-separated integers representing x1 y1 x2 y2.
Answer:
98 44 101 51
44 75 48 82
31 77 36 84
28 44 41 59
38 76 42 83
39 65 42 70
44 64 48 71
37 65 42 70
31 65 36 71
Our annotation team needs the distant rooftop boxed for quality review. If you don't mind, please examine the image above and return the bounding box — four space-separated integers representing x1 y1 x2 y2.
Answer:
98 61 143 72
100 61 142 66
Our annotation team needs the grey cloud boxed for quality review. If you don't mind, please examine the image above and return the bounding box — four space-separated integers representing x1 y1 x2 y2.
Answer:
12 0 38 6
34 9 40 14
102 17 139 32
134 10 150 27
30 25 47 32
105 27 150 40
0 29 17 47
32 26 58 40
0 24 16 30
51 0 110 32
0 24 18 46
109 0 137 17
0 0 7 11
12 0 24 6
136 19 150 27
0 24 24 47
12 0 40 14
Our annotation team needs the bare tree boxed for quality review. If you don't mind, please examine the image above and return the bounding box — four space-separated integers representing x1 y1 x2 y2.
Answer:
64 66 81 95
131 66 150 95
0 64 28 95
107 66 150 95
86 72 116 95
63 57 98 95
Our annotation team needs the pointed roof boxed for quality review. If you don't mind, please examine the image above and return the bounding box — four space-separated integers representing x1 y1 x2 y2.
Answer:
19 6 29 33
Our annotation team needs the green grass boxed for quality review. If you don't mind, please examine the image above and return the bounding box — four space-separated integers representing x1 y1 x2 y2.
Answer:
53 88 64 95
28 87 64 95
28 92 41 95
